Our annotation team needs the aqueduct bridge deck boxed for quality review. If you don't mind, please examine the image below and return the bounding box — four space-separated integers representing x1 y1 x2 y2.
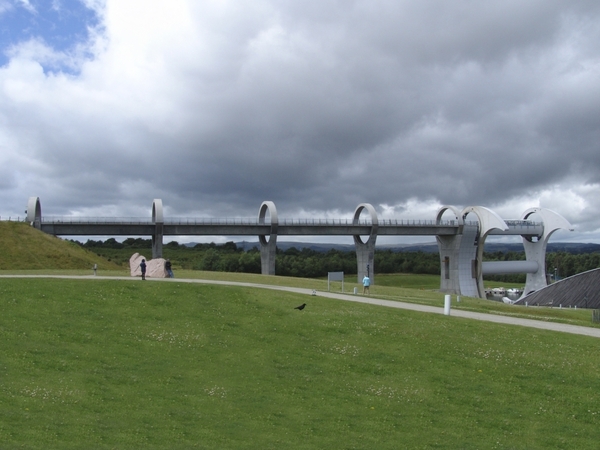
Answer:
38 217 543 238
28 197 568 300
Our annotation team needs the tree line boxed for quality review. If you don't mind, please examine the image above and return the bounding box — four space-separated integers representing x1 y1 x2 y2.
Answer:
77 238 600 280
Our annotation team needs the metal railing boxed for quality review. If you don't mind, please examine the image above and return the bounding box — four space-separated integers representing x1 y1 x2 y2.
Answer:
4 215 541 229
504 220 542 228
42 216 153 224
38 216 469 227
0 216 26 222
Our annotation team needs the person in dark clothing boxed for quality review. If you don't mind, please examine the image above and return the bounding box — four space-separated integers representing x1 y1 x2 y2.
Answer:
140 259 147 280
165 259 174 278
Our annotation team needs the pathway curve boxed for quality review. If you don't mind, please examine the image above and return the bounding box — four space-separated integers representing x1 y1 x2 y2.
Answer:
3 274 600 339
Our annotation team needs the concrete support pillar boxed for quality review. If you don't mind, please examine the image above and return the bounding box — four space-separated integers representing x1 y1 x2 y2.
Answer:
437 235 461 294
353 203 378 285
258 201 278 275
26 197 42 230
355 239 375 284
436 224 480 297
521 208 573 297
436 206 463 295
152 199 164 259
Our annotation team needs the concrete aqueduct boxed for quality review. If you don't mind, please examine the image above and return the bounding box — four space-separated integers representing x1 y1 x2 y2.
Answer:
26 197 572 300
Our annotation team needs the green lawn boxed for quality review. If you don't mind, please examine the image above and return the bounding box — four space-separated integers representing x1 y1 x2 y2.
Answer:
1 277 599 449
3 269 597 328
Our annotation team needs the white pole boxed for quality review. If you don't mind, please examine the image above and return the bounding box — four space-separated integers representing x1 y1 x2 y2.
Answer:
444 295 451 316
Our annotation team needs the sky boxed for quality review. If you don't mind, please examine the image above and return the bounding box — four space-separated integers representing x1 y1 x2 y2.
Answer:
1 0 600 245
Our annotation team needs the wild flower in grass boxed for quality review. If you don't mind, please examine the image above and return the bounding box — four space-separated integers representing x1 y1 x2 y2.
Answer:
366 385 398 400
146 330 203 348
205 386 227 398
20 386 80 403
331 344 360 357
474 348 505 362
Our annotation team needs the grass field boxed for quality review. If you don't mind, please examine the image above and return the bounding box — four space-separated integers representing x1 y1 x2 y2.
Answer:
3 269 597 329
1 277 600 449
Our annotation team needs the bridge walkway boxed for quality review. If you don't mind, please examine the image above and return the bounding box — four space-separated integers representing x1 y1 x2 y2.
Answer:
38 217 543 237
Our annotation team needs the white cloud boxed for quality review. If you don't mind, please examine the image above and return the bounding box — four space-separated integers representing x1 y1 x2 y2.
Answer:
16 0 35 13
1 0 600 245
0 1 13 14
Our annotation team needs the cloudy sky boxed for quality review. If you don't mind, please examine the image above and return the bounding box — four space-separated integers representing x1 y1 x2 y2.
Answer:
1 0 599 244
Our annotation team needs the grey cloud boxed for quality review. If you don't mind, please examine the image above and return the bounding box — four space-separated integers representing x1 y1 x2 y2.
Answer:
1 0 600 241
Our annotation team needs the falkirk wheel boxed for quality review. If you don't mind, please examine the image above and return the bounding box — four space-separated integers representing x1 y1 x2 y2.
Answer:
436 205 572 300
25 196 572 299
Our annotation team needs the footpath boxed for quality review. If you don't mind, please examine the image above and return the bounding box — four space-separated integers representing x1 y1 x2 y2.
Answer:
3 274 600 339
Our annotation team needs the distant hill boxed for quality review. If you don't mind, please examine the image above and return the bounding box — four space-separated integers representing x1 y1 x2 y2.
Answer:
382 242 600 254
0 222 122 270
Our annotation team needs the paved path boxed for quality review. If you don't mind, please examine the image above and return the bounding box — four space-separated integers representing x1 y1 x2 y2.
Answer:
4 274 600 339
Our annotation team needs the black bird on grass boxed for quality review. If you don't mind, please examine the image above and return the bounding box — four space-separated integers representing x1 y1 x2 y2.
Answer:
294 303 306 310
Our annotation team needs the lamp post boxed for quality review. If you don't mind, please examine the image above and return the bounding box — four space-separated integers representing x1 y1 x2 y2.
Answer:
367 264 370 278
554 267 558 282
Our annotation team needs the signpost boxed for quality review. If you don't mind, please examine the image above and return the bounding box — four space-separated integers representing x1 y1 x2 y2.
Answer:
328 271 344 292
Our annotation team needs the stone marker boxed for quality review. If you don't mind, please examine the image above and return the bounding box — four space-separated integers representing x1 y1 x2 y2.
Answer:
130 252 168 278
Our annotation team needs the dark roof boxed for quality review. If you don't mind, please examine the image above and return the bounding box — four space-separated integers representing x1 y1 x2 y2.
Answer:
515 268 600 309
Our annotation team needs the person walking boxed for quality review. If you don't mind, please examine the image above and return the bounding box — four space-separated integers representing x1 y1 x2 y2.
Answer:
140 259 147 280
362 275 370 294
165 259 174 278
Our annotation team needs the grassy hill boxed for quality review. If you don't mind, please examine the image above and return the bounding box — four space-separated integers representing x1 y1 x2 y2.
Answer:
1 277 599 448
0 221 122 270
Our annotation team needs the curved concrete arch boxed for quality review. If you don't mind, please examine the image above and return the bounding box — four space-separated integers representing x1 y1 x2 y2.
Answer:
521 208 573 239
461 206 508 236
436 205 464 226
352 203 378 245
258 201 278 275
353 203 378 285
258 201 278 246
152 199 164 224
152 199 164 259
26 197 42 228
520 208 573 296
